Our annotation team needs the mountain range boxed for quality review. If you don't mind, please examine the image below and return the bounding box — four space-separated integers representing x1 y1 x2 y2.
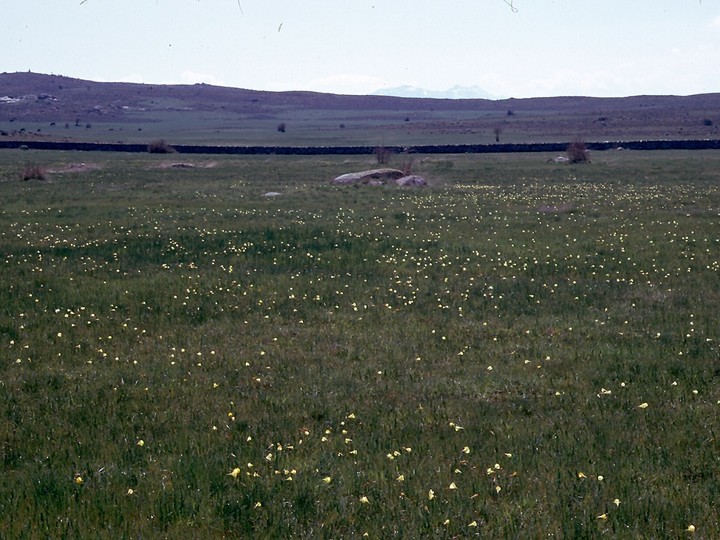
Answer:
372 85 498 100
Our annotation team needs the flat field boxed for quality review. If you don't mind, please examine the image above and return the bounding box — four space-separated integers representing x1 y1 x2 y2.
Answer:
1 149 720 538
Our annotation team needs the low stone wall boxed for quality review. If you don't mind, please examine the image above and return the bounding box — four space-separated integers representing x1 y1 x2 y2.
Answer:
2 139 720 155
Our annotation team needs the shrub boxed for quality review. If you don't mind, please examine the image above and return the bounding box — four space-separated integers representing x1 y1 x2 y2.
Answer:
21 163 47 181
147 139 176 154
374 146 392 165
567 138 590 163
401 148 415 175
277 123 286 133
493 125 503 143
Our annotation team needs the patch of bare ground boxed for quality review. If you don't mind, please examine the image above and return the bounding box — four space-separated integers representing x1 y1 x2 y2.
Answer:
46 162 103 173
156 161 218 169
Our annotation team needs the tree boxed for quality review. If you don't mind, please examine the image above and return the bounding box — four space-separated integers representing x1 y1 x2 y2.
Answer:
567 138 590 163
493 125 503 143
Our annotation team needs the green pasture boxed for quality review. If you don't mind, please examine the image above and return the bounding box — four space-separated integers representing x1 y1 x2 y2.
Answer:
1 149 720 537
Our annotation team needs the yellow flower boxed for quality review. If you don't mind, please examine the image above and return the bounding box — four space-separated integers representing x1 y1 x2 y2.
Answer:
137 439 145 447
359 496 369 504
322 476 332 484
396 474 405 482
428 489 435 500
468 520 478 527
443 519 450 526
686 524 696 532
74 476 84 485
577 472 586 478
126 488 135 495
613 499 621 507
462 446 471 454
253 502 262 509
638 402 649 409
449 482 457 490
597 513 608 520
228 467 241 478
495 485 502 493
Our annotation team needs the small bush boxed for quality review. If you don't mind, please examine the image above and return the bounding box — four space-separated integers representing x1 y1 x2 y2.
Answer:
374 146 392 165
703 118 714 127
277 123 286 133
401 148 415 175
21 163 47 181
567 138 590 163
147 139 176 154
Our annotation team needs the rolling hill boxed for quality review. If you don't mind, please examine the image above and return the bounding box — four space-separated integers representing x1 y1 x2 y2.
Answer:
1 72 719 146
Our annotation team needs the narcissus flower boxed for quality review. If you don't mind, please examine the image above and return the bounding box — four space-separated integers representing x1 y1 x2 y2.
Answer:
228 468 241 478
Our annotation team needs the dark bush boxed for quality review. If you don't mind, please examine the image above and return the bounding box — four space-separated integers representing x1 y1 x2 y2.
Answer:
21 163 47 181
567 138 590 163
147 139 176 153
374 146 392 165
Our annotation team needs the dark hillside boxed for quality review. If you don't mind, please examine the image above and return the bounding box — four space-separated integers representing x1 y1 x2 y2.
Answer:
2 72 719 145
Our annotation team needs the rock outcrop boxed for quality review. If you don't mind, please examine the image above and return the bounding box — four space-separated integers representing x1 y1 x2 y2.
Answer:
333 168 426 186
333 168 405 185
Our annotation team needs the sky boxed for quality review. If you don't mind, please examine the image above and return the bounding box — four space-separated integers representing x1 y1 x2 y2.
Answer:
4 1 720 98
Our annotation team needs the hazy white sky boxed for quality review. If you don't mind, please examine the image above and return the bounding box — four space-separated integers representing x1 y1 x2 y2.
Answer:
4 1 720 98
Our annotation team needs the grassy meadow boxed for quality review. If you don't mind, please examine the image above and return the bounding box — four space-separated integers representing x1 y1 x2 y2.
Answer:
1 149 720 538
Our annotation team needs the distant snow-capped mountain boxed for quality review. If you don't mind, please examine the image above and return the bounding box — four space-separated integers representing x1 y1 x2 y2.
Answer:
371 85 497 100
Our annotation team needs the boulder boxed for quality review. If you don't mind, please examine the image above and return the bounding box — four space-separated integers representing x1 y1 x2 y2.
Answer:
333 168 405 185
396 175 427 186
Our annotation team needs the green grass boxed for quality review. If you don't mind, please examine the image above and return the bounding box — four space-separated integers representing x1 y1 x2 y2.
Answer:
1 149 720 537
